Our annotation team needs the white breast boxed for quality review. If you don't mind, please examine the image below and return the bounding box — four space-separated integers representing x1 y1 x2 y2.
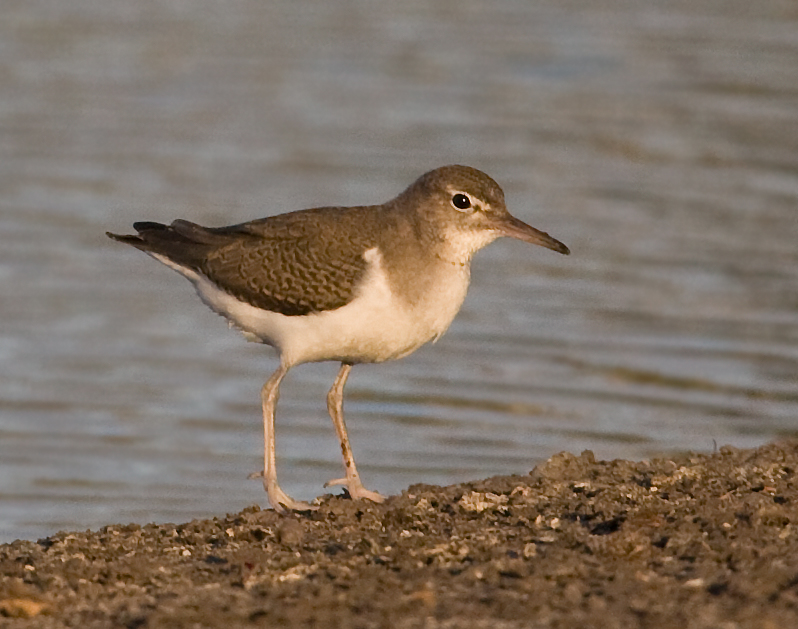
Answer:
150 248 471 368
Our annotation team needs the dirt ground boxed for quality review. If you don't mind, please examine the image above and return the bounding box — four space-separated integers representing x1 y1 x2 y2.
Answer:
2 441 797 628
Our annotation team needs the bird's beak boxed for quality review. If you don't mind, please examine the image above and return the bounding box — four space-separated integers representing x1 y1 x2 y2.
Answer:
494 214 570 255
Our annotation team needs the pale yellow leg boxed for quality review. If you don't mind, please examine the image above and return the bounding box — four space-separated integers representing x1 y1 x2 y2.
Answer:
254 364 316 512
323 362 385 504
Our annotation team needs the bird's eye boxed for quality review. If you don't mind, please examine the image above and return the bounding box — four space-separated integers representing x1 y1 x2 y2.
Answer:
451 193 472 210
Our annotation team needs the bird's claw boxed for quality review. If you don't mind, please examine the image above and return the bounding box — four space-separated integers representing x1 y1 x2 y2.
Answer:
250 471 318 512
325 477 386 504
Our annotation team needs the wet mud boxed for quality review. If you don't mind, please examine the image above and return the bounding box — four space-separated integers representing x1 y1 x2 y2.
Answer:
2 441 798 628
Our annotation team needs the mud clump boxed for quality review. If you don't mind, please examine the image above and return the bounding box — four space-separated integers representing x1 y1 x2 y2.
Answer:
2 441 798 628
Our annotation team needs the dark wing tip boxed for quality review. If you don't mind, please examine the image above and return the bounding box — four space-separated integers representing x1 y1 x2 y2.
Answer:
133 221 168 232
107 222 172 247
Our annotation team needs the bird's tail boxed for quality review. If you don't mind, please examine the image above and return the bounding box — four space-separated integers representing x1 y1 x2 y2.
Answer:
107 220 229 271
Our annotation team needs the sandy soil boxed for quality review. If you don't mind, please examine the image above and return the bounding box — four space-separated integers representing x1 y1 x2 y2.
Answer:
2 441 797 628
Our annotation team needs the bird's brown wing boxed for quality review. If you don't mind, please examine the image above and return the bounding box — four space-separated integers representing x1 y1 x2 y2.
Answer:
121 206 377 316
203 208 381 316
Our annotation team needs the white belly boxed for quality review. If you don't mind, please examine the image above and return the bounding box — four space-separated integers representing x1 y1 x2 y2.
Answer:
151 248 471 367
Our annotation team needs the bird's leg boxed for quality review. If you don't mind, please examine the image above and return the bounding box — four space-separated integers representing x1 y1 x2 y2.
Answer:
255 363 316 512
323 362 385 504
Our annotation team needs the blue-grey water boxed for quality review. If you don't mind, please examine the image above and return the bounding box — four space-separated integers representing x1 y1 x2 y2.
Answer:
1 0 797 543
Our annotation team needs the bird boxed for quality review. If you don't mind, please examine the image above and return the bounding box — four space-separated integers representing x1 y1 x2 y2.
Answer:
107 164 569 512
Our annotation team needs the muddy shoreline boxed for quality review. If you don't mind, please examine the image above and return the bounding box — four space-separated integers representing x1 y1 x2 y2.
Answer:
2 441 797 627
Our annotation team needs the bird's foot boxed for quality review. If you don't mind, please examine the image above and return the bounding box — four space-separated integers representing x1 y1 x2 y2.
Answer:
324 477 386 504
249 470 318 513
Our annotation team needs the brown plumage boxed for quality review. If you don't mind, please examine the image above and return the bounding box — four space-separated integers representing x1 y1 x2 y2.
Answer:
108 207 385 316
107 165 569 513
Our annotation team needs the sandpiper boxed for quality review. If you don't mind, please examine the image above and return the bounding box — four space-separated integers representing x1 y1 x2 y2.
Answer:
108 165 569 511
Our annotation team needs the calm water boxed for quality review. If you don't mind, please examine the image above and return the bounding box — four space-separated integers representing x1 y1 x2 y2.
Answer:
1 0 797 543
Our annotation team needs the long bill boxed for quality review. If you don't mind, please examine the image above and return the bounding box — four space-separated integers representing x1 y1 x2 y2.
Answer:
494 214 570 255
